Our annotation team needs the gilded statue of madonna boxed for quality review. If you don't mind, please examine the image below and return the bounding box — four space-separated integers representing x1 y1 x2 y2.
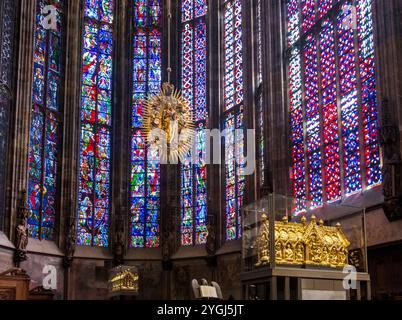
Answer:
142 82 195 163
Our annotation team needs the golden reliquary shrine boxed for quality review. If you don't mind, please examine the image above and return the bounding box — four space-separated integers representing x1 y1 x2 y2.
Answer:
255 214 350 268
108 266 140 297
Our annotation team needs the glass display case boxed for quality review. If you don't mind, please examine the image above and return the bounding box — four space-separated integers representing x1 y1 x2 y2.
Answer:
241 194 370 300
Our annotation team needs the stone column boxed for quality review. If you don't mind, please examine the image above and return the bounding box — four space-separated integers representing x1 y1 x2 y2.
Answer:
242 0 257 206
208 0 222 250
161 0 181 299
263 0 290 197
375 0 402 129
60 0 82 299
6 0 36 240
110 0 129 265
375 0 402 220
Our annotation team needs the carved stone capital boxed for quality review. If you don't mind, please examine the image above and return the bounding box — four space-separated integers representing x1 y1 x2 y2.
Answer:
206 222 216 257
64 218 76 268
0 82 11 101
14 190 30 267
379 99 402 221
112 213 126 266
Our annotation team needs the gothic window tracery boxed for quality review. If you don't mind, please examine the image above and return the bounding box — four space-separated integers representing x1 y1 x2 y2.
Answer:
27 0 64 240
180 0 208 246
77 0 114 247
130 0 162 248
287 0 381 213
223 0 244 241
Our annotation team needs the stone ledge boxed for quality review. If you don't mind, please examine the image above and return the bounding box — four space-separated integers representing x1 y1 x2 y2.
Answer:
0 232 14 249
124 247 162 260
170 245 207 260
340 185 384 209
74 246 113 260
215 240 241 256
27 238 64 257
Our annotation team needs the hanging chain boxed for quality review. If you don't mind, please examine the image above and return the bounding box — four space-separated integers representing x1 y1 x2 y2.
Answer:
167 0 172 83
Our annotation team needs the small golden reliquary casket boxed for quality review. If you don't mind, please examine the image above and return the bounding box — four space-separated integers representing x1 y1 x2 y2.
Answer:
255 214 350 268
108 266 139 297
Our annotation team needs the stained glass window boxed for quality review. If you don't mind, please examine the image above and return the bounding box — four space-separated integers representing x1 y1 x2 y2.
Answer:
130 0 162 248
255 0 265 187
287 0 382 213
77 0 114 247
180 0 208 246
223 0 244 241
27 0 64 240
224 108 245 241
0 0 16 231
224 0 243 111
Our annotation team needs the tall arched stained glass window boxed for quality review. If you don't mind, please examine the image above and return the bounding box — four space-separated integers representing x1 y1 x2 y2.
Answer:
77 0 114 247
0 0 16 231
180 0 208 246
130 0 162 248
255 0 265 187
27 0 64 240
287 0 382 213
223 0 244 241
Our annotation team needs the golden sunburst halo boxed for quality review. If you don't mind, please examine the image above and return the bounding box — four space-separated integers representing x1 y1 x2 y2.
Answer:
142 82 195 163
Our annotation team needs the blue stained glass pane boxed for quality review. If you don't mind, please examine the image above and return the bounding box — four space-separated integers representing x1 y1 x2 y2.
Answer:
85 0 100 20
222 1 243 240
27 0 64 241
134 0 148 27
78 0 114 247
130 0 162 248
180 1 208 246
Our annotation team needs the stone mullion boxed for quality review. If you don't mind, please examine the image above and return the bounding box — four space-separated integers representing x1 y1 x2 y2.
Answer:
60 0 82 299
241 0 256 210
60 0 82 241
172 0 181 252
111 0 129 258
207 0 221 247
260 0 275 196
375 0 402 150
375 0 402 220
6 0 36 240
161 0 180 256
267 0 290 198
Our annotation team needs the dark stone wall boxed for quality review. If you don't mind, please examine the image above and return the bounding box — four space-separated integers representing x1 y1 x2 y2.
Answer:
170 259 213 300
216 254 242 300
69 259 166 300
65 255 241 300
69 259 111 300
368 243 402 300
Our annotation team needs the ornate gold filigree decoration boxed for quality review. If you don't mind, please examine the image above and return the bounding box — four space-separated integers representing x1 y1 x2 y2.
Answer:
142 82 195 163
255 214 350 268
